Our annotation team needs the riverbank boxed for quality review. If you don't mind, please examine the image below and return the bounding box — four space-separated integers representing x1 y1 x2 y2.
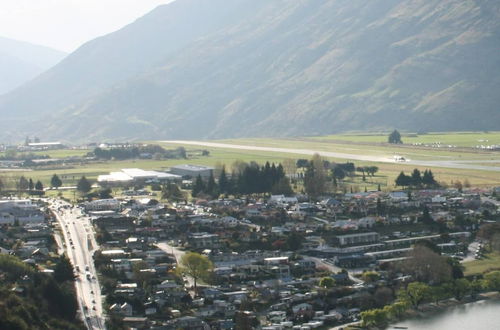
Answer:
328 291 500 330
387 292 500 330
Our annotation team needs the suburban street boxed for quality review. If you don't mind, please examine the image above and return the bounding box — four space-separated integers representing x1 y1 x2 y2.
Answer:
50 200 105 330
162 140 500 172
156 241 199 295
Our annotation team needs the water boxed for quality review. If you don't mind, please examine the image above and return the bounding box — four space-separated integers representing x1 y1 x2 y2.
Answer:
388 299 500 330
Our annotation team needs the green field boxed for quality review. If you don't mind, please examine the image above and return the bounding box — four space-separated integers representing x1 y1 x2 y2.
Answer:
2 132 500 191
463 252 500 276
306 131 500 148
160 131 500 187
0 148 91 159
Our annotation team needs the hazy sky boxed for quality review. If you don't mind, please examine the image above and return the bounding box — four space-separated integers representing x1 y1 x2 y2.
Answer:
0 0 175 53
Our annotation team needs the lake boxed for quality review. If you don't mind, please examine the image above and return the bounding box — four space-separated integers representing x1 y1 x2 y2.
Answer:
388 299 500 330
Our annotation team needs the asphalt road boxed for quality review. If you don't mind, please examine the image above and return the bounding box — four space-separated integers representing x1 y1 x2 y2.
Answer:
162 140 500 172
156 242 195 290
50 200 105 330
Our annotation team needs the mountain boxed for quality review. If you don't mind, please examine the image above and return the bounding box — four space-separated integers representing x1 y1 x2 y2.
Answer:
0 0 499 142
0 36 66 95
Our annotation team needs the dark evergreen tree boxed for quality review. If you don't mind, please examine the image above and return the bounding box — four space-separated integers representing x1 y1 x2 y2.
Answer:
28 178 34 191
420 206 434 225
388 129 403 144
192 175 205 197
422 169 437 186
99 188 113 199
18 176 29 191
206 171 218 198
395 171 411 187
54 255 75 282
35 180 44 191
218 166 229 194
76 176 92 195
411 169 422 186
51 174 63 189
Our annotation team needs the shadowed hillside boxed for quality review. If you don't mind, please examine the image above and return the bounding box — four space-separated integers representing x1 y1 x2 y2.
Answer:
0 0 499 141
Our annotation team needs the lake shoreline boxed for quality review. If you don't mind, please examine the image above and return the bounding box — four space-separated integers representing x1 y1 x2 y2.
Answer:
386 291 500 330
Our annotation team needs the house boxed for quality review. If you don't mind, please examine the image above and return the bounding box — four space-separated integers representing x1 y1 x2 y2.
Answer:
188 232 220 249
167 316 210 330
109 302 133 316
292 303 314 317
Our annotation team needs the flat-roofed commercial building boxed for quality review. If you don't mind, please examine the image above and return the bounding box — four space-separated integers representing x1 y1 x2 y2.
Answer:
335 232 379 246
169 164 214 179
98 168 181 186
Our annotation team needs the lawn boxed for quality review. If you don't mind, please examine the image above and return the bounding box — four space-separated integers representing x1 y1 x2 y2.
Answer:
2 131 500 191
160 140 500 187
463 252 500 276
306 131 500 148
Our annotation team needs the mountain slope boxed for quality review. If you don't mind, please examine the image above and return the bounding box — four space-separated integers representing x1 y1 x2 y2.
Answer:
1 0 499 141
0 36 66 95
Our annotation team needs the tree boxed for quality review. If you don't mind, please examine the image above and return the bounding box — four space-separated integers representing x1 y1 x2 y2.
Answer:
28 178 34 191
271 177 294 196
411 169 422 186
331 166 346 181
388 129 403 144
366 166 379 177
282 158 297 176
451 278 471 300
218 166 229 195
362 271 381 283
395 171 411 187
361 308 388 327
176 146 187 159
398 282 431 308
99 188 113 199
401 245 452 284
373 287 394 308
162 182 185 201
0 177 4 192
51 174 63 189
192 175 205 197
419 206 434 225
18 176 29 192
206 171 218 198
484 270 500 291
76 176 92 195
318 277 335 289
422 169 437 186
296 159 309 168
304 154 327 198
179 252 213 293
54 255 75 282
35 180 44 191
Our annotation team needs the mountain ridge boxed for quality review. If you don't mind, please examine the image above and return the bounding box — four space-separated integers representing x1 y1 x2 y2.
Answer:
0 36 66 96
0 0 499 142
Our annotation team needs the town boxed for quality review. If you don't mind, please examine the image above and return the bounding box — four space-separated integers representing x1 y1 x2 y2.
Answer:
1 150 500 330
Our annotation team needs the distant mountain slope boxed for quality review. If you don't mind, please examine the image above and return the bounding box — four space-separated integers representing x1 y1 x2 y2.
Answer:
0 36 66 95
0 0 499 142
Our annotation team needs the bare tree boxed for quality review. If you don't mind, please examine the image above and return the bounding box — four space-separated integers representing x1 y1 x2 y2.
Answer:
401 245 451 284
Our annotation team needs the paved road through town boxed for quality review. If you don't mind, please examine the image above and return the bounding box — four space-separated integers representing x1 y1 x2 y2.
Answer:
156 241 196 292
161 140 500 172
50 200 105 330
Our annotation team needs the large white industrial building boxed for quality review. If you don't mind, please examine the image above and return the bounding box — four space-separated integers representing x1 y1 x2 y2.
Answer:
97 168 181 186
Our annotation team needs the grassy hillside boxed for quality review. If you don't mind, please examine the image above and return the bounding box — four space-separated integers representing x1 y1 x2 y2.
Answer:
0 0 499 141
